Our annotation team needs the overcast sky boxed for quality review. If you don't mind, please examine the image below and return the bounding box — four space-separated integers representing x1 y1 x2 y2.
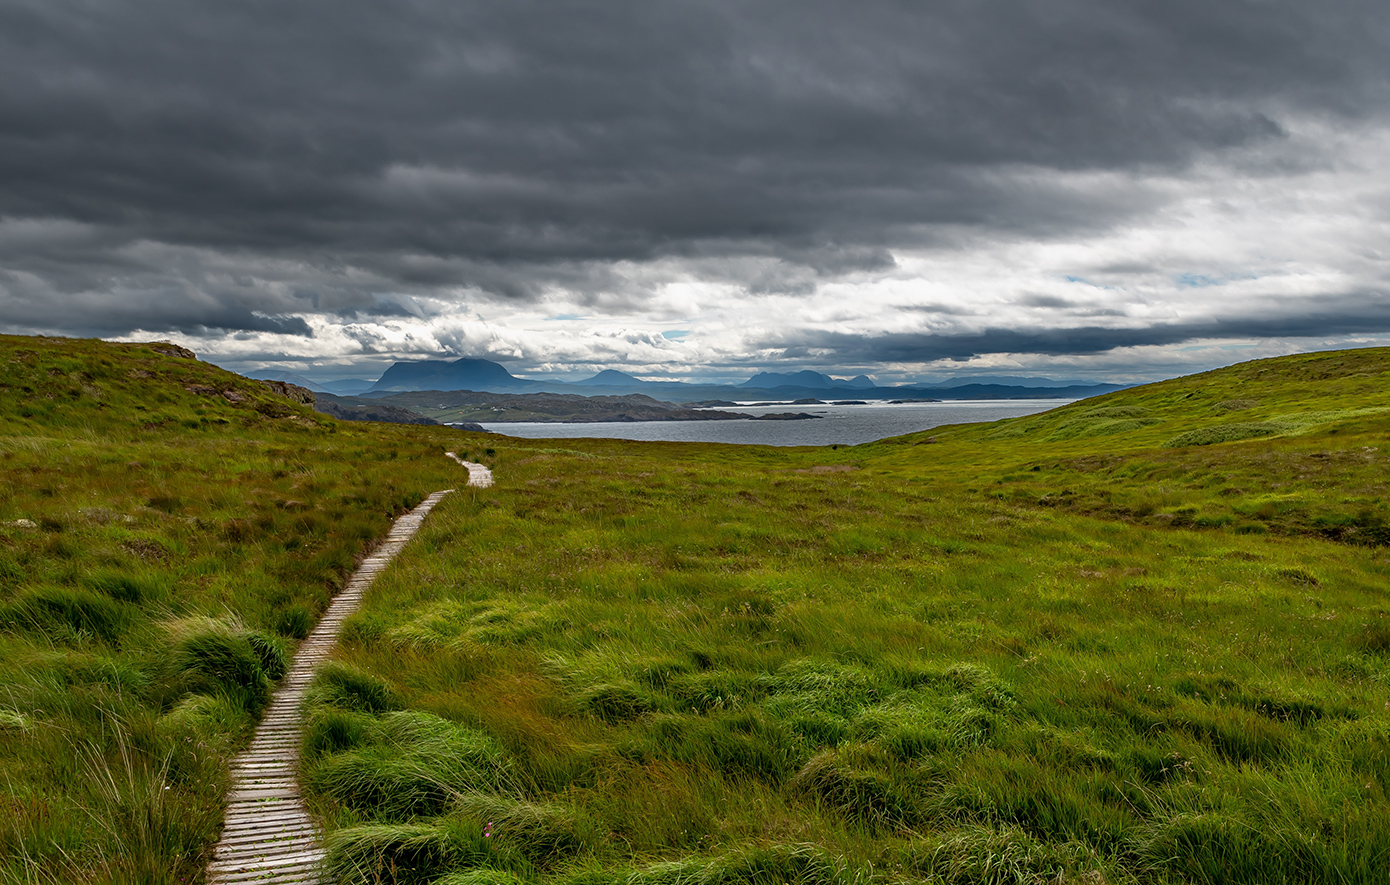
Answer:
1 0 1387 383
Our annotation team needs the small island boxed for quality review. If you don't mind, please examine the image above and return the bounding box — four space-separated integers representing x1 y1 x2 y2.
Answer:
325 390 822 423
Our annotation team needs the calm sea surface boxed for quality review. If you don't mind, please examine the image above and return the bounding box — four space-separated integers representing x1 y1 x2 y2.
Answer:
471 399 1072 447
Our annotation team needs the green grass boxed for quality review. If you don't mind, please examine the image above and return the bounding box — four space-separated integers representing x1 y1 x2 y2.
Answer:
293 346 1390 884
4 337 1390 883
0 335 471 883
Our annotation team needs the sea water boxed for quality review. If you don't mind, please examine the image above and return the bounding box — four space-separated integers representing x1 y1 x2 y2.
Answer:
469 399 1069 447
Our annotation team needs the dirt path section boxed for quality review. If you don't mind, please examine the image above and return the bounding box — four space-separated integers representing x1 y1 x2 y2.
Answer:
205 489 455 885
444 451 495 487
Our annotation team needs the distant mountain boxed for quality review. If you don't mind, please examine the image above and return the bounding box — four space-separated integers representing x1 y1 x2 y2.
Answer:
916 382 1127 400
253 371 376 395
575 369 645 387
255 370 326 392
318 378 376 395
368 358 535 393
358 355 1121 401
922 375 1104 389
740 371 874 390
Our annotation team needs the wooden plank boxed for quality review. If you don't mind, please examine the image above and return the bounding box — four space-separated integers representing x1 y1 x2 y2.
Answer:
206 488 456 884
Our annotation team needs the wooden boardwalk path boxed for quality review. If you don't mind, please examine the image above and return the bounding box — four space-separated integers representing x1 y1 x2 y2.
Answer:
205 488 456 884
444 452 494 488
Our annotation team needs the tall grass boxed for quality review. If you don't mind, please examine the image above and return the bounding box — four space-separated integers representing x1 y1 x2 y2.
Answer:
6 336 1390 882
299 350 1390 884
0 334 474 881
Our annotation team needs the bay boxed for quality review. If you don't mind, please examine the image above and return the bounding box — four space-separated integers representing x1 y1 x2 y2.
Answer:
470 399 1071 447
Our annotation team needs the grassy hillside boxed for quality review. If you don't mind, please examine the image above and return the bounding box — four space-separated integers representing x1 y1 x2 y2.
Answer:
0 335 473 883
296 348 1390 885
2 338 1388 884
872 347 1390 546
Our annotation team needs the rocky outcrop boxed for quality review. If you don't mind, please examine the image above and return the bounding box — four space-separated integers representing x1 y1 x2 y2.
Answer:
150 342 198 360
259 380 316 405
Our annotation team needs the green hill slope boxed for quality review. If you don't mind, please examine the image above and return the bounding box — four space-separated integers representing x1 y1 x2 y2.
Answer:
3 337 1389 885
950 346 1390 450
867 347 1390 545
0 335 474 883
289 348 1389 885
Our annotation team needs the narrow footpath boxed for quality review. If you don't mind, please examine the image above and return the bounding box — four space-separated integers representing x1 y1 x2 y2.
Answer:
206 455 491 883
445 451 494 487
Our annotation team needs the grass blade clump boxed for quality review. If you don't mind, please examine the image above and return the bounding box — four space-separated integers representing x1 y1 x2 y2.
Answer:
0 585 133 643
624 843 848 885
788 744 933 828
306 710 516 820
761 658 881 718
245 630 288 679
436 871 529 885
578 682 656 723
452 792 588 868
163 617 280 715
1134 812 1321 884
323 819 491 885
1164 421 1291 448
303 706 376 760
651 710 802 783
307 660 403 714
274 602 314 639
82 569 171 605
900 824 1103 885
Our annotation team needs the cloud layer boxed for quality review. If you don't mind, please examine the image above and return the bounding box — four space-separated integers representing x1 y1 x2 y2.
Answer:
1 0 1388 380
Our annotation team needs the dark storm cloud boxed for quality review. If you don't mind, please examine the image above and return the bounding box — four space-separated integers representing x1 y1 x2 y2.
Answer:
0 0 1387 333
767 296 1390 363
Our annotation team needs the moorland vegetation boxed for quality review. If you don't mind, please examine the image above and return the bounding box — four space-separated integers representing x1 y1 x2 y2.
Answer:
0 335 1387 884
0 336 461 882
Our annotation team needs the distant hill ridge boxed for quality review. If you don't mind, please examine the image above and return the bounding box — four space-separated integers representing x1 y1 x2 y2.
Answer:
576 369 646 387
345 356 1123 400
740 371 876 390
257 370 377 396
370 357 532 393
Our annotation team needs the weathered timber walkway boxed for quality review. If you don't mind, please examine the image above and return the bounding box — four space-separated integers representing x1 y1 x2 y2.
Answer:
445 452 494 488
205 488 456 884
